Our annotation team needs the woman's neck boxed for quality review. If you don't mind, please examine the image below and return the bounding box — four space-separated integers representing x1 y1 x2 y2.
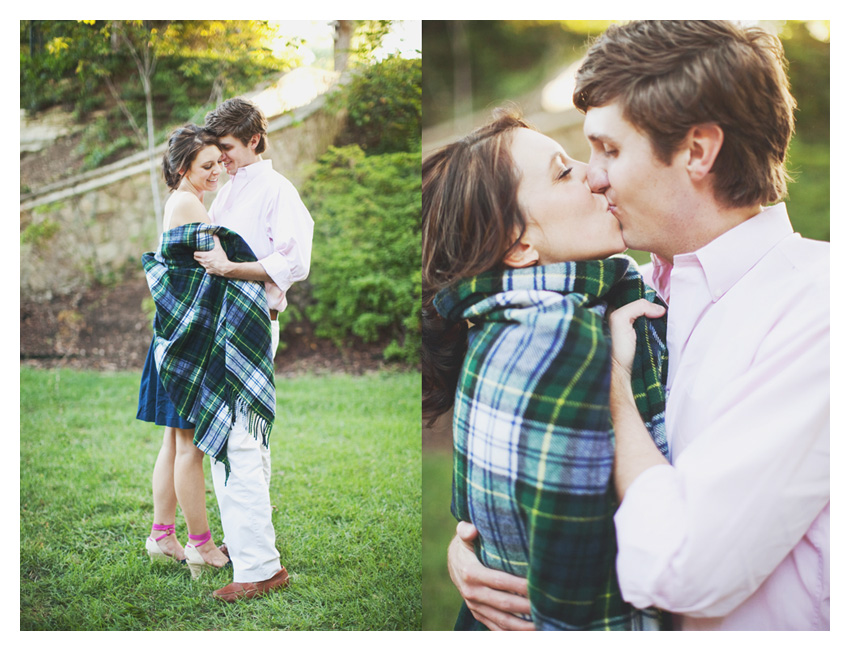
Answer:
176 179 204 201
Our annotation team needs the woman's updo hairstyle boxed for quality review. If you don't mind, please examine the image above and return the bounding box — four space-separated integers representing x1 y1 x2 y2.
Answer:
162 124 220 190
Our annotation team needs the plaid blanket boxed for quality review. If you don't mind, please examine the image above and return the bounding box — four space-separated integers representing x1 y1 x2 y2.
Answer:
435 255 668 630
142 224 276 478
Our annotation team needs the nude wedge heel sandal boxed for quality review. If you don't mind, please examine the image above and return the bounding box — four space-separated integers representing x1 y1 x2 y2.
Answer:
184 530 230 579
146 523 185 564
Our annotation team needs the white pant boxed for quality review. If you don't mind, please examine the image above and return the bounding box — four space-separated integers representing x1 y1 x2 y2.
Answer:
211 321 281 583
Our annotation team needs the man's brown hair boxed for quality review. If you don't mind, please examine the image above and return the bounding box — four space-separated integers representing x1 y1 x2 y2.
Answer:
204 97 269 154
573 20 796 208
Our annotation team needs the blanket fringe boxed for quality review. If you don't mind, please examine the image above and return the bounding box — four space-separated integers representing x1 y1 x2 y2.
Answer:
217 399 272 486
233 397 273 449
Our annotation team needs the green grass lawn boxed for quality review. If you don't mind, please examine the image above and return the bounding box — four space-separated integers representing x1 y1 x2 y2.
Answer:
422 449 462 631
20 367 421 631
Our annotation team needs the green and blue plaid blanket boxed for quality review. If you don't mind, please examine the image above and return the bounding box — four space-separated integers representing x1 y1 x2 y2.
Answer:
142 224 276 478
435 255 668 630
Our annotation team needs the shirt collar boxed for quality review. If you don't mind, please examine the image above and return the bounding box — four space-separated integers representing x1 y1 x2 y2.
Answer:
652 203 794 303
233 158 271 180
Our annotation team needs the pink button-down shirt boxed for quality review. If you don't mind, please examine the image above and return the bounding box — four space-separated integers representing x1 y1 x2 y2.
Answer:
614 203 829 630
209 159 314 312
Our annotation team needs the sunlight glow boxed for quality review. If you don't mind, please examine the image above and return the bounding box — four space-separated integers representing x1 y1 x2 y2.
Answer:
541 61 582 113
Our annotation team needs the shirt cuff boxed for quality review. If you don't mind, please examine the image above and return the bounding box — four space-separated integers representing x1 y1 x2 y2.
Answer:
258 252 294 294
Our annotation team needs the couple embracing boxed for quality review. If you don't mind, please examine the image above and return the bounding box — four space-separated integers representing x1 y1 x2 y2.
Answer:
136 97 314 602
423 20 829 631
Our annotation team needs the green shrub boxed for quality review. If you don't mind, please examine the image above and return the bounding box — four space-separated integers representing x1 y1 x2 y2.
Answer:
298 145 421 365
335 55 422 155
786 139 830 242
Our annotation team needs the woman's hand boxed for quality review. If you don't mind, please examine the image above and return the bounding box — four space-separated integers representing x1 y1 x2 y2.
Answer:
608 299 666 378
447 521 535 631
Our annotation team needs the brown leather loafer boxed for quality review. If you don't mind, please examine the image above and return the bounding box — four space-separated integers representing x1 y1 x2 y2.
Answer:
212 566 290 602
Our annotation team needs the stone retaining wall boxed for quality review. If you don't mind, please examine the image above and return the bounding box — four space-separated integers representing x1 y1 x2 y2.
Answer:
20 94 346 301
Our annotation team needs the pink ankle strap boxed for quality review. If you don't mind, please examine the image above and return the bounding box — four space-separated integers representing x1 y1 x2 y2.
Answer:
151 523 175 541
188 530 212 547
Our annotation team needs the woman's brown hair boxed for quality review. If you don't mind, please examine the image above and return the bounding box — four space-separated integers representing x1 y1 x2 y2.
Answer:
422 107 533 424
573 20 796 208
161 124 220 190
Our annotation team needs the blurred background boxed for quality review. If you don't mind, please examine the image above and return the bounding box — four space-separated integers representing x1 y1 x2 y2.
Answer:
421 19 830 631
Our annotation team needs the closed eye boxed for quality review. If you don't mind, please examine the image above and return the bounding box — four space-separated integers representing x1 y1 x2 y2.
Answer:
557 166 573 181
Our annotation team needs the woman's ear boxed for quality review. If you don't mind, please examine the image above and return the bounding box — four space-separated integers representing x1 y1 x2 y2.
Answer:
685 123 724 181
503 227 539 268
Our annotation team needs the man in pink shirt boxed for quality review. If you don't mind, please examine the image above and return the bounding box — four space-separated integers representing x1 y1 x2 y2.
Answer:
193 97 314 602
446 20 829 630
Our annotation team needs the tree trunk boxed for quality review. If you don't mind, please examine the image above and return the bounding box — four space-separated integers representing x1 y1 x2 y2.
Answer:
117 21 163 231
333 20 355 71
142 72 163 234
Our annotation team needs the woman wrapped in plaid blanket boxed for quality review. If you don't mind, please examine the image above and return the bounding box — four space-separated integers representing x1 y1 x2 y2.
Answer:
423 108 669 630
137 125 273 578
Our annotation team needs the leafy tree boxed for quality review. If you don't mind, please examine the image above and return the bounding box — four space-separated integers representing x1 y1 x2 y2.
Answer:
21 20 299 117
100 21 166 220
780 20 830 142
155 21 301 109
332 20 394 71
335 55 422 155
21 20 304 223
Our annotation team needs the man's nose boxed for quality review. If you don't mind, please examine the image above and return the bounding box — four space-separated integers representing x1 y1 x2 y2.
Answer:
586 161 609 194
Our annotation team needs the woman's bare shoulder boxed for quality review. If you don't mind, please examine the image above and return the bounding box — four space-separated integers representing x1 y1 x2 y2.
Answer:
163 192 211 229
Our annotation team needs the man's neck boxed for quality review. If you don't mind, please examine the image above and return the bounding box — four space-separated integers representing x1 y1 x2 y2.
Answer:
228 156 264 178
660 203 763 263
243 154 263 169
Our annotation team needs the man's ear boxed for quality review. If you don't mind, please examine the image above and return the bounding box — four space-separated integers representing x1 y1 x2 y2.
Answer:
503 227 539 269
685 123 724 181
249 133 261 152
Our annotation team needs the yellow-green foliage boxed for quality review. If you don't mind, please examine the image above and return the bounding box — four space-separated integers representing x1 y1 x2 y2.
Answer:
21 218 60 246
